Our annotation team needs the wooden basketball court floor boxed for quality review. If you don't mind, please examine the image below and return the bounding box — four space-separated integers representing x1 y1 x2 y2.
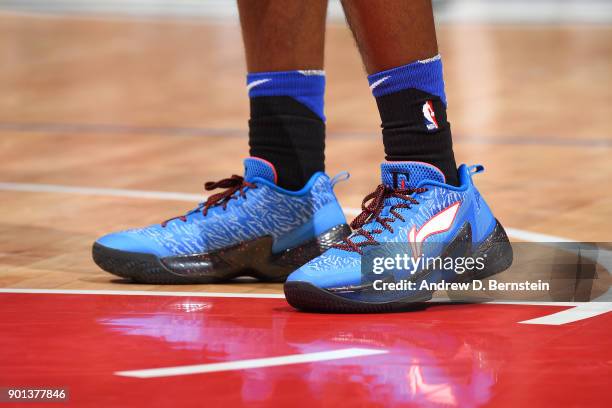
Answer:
0 12 611 407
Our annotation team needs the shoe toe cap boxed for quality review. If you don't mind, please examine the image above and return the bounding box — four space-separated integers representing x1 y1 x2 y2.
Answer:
287 252 362 289
95 231 171 258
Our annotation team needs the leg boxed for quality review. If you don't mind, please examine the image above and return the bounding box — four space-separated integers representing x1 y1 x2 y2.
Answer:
285 1 512 312
238 0 327 72
342 0 458 185
238 0 328 190
92 2 351 284
340 0 438 74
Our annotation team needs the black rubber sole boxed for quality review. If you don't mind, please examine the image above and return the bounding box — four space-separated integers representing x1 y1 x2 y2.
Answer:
284 220 514 313
92 224 351 284
284 281 433 313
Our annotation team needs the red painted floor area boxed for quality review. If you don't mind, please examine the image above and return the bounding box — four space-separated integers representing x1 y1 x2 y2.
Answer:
0 293 610 407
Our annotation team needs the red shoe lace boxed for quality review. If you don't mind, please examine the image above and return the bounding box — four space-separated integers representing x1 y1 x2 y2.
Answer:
333 184 427 254
161 175 257 227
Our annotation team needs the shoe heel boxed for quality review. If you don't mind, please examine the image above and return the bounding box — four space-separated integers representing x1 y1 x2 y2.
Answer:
456 219 513 282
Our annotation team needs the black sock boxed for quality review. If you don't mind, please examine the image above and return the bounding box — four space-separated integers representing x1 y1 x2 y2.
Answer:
249 96 325 190
367 56 459 186
375 88 459 186
247 70 326 191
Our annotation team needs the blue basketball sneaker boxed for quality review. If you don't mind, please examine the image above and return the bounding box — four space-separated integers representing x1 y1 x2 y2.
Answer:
92 157 351 284
284 161 513 312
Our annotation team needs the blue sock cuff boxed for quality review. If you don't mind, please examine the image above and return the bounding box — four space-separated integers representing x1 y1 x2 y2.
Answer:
367 55 447 106
247 70 326 121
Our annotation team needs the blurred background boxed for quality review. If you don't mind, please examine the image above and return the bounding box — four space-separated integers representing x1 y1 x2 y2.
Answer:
1 0 611 23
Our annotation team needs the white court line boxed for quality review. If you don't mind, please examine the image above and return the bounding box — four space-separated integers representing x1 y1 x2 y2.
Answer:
518 302 612 325
115 347 388 378
504 227 575 243
1 288 607 308
0 182 203 202
1 288 610 325
0 181 575 242
0 288 285 298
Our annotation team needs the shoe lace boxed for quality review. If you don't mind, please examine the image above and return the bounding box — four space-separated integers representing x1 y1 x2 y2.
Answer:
333 184 427 254
161 175 257 227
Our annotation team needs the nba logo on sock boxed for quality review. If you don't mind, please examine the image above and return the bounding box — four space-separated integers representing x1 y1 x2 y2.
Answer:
422 100 439 131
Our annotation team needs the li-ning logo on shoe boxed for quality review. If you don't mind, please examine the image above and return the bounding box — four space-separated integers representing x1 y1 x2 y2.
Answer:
422 100 439 130
408 202 461 258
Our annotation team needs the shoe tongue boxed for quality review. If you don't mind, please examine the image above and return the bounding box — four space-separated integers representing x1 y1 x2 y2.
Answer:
243 157 278 184
381 161 446 189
